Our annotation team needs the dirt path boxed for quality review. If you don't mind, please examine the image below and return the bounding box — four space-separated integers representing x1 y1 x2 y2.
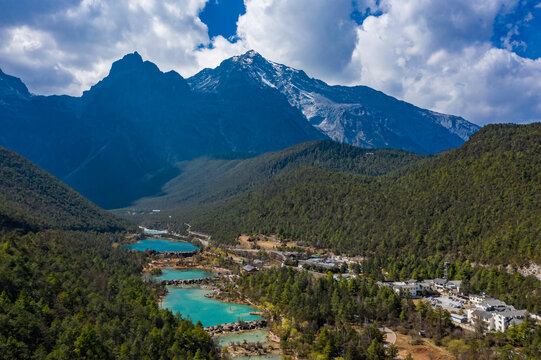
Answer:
395 332 455 360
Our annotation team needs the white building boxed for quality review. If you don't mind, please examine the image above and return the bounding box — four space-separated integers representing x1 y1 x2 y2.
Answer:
469 295 487 306
479 298 507 311
466 300 527 332
392 281 421 297
493 309 527 332
446 280 462 293
468 309 495 331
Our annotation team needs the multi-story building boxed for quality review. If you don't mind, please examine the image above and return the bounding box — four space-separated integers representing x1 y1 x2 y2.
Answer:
466 298 527 332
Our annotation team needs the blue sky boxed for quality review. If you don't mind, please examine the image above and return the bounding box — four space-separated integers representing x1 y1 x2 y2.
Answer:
0 0 540 126
199 0 245 41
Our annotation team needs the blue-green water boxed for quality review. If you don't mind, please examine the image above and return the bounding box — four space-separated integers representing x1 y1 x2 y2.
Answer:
215 330 269 347
151 268 214 281
144 229 168 235
124 238 198 252
161 287 262 327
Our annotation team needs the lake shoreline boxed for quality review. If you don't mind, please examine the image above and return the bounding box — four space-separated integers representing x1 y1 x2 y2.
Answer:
127 237 280 359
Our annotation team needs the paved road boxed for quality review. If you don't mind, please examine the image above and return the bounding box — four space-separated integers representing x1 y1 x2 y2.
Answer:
382 327 397 345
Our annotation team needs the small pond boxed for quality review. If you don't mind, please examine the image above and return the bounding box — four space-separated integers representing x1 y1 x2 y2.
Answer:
149 268 214 281
215 330 269 347
124 238 198 252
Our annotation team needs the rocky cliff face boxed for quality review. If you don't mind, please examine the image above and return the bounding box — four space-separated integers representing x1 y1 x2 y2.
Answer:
190 50 479 154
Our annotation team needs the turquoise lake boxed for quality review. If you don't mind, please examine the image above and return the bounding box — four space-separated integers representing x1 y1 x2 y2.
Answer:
124 238 198 252
143 229 168 235
161 287 262 327
151 268 214 281
215 330 269 347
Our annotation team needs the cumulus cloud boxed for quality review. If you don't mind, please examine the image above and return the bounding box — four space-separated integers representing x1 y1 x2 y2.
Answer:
235 0 358 83
348 0 541 124
0 0 211 94
0 0 540 125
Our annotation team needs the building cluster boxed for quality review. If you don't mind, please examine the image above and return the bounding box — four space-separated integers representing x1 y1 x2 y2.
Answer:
378 278 463 297
378 279 529 332
298 255 362 270
298 257 339 270
466 296 527 332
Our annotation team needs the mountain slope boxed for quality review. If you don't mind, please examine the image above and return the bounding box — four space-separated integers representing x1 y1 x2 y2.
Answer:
0 146 132 232
189 50 479 154
1 51 478 208
0 68 30 99
126 140 425 216
0 53 326 208
191 123 541 266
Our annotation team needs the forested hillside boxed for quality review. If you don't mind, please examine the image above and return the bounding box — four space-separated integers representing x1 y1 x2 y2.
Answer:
0 146 133 233
192 123 541 266
0 147 218 359
130 140 424 225
0 231 217 359
236 267 541 358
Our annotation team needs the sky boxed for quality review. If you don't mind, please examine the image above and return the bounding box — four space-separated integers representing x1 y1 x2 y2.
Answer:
0 0 540 126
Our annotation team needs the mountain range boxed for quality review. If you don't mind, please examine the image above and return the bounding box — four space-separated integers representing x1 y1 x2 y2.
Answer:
0 51 479 208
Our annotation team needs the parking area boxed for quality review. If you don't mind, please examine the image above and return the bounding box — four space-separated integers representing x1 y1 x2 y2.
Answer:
430 295 467 312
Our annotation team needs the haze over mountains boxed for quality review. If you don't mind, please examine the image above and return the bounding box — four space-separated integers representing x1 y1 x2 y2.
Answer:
0 51 479 208
0 146 131 233
127 141 425 215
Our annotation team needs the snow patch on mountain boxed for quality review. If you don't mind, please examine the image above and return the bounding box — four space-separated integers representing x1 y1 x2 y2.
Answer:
188 50 480 154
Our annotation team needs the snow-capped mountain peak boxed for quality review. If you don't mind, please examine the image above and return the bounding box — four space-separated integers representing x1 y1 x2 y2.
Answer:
188 51 479 154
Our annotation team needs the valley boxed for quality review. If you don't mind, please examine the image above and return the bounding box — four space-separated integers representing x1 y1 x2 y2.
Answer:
1 121 540 359
1 51 477 209
112 122 541 358
0 46 539 360
122 223 540 359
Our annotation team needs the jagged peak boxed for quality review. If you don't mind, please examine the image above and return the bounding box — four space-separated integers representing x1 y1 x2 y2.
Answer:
230 49 267 67
83 52 188 98
108 51 161 77
225 50 298 78
239 49 261 58
0 68 31 99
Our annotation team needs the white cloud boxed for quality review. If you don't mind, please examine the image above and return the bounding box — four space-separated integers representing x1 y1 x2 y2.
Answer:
0 0 539 125
235 0 358 83
347 0 541 124
0 26 67 68
0 0 211 95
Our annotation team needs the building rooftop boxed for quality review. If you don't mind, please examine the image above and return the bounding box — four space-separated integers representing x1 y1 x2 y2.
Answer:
481 298 507 308
472 309 493 321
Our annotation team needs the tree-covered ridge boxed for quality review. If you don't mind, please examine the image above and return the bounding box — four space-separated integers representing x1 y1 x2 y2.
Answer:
192 123 541 266
131 140 424 227
0 146 133 233
0 230 218 359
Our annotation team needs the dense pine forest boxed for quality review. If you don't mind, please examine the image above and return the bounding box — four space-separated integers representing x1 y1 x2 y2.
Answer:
128 140 425 220
0 149 218 359
192 124 540 265
0 146 133 233
190 124 541 312
0 231 217 359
